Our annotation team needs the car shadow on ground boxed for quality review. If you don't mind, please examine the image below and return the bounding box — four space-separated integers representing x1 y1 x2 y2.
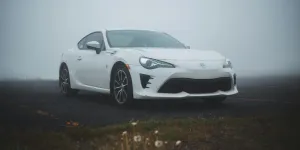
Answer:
74 91 231 112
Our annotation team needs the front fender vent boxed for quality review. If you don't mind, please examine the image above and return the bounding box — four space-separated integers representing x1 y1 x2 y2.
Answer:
140 74 153 88
233 74 237 85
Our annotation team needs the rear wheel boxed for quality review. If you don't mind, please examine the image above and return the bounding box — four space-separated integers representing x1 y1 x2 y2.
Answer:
203 96 226 104
59 64 79 96
110 64 134 106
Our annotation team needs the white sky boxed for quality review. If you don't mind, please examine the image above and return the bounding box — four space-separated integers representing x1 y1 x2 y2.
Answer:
0 0 299 79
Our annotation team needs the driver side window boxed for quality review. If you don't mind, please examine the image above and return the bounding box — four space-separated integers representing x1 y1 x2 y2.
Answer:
78 32 104 50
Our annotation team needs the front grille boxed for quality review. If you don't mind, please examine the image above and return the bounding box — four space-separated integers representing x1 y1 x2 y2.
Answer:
158 77 232 94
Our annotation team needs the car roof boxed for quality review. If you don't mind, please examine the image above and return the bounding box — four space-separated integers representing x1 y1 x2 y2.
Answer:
103 28 163 33
78 28 165 42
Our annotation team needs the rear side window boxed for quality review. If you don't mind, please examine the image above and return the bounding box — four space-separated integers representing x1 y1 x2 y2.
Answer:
78 32 104 50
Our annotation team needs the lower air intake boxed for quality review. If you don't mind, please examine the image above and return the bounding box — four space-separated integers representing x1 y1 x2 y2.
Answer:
158 77 232 94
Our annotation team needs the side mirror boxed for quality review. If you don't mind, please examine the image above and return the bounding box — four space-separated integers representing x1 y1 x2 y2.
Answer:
86 41 101 53
186 45 190 49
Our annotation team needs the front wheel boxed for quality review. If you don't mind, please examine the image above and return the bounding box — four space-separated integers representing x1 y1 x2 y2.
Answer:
59 65 79 96
110 64 134 106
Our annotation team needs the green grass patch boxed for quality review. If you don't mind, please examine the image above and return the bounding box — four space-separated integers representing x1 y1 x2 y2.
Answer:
1 115 299 150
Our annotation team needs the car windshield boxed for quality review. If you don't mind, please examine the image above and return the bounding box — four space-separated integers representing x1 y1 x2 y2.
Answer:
106 30 187 48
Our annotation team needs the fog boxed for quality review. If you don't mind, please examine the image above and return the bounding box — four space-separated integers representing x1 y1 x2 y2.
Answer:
0 0 299 80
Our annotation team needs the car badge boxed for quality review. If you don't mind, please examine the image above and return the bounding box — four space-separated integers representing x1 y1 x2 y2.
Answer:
200 63 206 68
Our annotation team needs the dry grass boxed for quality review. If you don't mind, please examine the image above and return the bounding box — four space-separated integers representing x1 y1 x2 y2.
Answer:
1 115 299 150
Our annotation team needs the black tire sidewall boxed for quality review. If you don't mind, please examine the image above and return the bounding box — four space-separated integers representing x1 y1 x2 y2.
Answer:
59 65 78 97
110 64 134 106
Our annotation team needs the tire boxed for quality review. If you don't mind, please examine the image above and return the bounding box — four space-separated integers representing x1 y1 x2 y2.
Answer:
203 96 227 104
110 64 134 106
59 64 79 97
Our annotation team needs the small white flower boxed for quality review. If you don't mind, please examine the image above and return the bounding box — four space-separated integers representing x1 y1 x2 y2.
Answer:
175 140 181 146
154 130 159 134
154 140 163 148
145 138 149 141
133 135 142 142
122 131 127 135
164 141 168 144
131 122 138 126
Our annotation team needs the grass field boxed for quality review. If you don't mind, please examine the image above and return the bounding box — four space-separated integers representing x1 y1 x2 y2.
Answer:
1 114 299 150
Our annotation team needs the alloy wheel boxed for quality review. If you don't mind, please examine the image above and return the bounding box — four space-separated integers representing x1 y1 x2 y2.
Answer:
113 69 128 104
60 68 69 94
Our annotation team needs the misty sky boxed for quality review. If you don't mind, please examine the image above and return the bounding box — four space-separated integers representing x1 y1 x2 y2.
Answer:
0 0 299 79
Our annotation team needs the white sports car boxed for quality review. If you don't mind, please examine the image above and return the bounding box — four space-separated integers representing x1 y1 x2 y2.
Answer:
59 29 238 106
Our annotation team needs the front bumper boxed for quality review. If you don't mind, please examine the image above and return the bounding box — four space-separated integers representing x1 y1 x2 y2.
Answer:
129 65 238 100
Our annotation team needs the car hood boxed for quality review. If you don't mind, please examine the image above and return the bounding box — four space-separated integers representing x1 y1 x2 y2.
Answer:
128 48 225 61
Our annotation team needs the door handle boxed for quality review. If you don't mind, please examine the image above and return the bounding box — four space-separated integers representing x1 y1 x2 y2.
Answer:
77 56 82 61
106 51 117 55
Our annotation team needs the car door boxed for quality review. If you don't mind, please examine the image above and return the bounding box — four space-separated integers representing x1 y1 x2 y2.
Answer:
75 32 110 89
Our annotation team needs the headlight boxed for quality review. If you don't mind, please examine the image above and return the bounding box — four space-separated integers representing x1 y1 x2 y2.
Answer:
223 59 232 68
139 57 175 69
